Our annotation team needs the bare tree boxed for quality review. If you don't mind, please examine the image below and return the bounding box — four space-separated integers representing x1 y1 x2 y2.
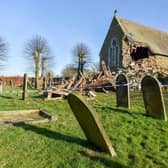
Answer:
24 35 52 88
72 42 91 79
91 62 100 73
41 55 53 79
0 37 8 67
45 70 54 87
61 64 77 78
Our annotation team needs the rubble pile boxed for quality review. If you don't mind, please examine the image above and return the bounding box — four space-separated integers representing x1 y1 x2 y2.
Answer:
116 59 168 90
44 60 168 100
57 61 116 92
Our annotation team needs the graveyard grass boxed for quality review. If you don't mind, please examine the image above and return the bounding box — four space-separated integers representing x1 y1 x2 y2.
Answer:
0 89 168 168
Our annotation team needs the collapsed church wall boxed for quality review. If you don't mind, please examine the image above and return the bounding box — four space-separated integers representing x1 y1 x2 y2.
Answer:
115 55 168 90
99 14 168 89
113 39 168 90
153 55 168 71
122 40 132 67
122 38 152 68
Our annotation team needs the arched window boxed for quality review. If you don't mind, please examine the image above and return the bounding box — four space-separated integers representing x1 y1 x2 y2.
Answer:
108 37 120 68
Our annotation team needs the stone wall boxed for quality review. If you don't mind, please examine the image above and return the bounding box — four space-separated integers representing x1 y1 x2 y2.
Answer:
100 16 124 69
122 39 132 67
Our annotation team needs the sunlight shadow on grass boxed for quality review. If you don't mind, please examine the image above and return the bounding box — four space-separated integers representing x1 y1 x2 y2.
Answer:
80 150 128 168
101 106 147 118
14 123 91 148
102 106 131 115
32 94 45 99
0 95 13 99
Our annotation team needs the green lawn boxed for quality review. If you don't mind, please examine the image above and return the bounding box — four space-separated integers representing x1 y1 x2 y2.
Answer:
0 89 168 168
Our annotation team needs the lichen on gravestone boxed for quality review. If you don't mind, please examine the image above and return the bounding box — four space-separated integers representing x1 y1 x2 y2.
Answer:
141 75 167 121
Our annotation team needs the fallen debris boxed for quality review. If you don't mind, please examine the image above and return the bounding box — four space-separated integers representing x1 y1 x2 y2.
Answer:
44 88 69 100
44 59 168 100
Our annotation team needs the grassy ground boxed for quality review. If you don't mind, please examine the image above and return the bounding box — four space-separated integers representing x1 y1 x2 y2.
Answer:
0 89 168 168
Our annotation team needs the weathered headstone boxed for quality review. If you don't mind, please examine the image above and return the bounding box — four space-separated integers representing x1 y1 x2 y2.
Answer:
22 73 28 100
68 92 116 156
116 74 130 108
141 75 167 121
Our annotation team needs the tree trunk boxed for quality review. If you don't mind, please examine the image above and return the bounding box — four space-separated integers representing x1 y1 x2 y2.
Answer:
35 63 39 89
77 57 81 80
42 77 47 90
35 51 40 89
81 58 84 74
41 58 45 80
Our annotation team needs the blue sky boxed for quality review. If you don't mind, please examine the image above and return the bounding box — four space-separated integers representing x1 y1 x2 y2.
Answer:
0 0 168 76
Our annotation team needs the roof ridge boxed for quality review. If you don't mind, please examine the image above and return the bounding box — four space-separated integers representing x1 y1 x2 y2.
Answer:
114 15 126 34
99 13 168 57
120 17 168 35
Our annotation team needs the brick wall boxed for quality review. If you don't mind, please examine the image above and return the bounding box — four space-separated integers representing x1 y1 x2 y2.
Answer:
0 76 34 87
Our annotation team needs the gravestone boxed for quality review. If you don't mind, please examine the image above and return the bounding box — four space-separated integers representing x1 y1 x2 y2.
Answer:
68 92 116 156
141 76 167 121
116 74 130 108
22 73 28 100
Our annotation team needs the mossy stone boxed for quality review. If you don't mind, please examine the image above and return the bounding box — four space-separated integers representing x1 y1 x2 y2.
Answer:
141 76 167 121
68 92 116 156
116 74 130 108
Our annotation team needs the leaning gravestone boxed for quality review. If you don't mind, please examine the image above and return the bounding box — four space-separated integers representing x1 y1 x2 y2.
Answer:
141 75 167 121
116 74 130 108
68 92 116 156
